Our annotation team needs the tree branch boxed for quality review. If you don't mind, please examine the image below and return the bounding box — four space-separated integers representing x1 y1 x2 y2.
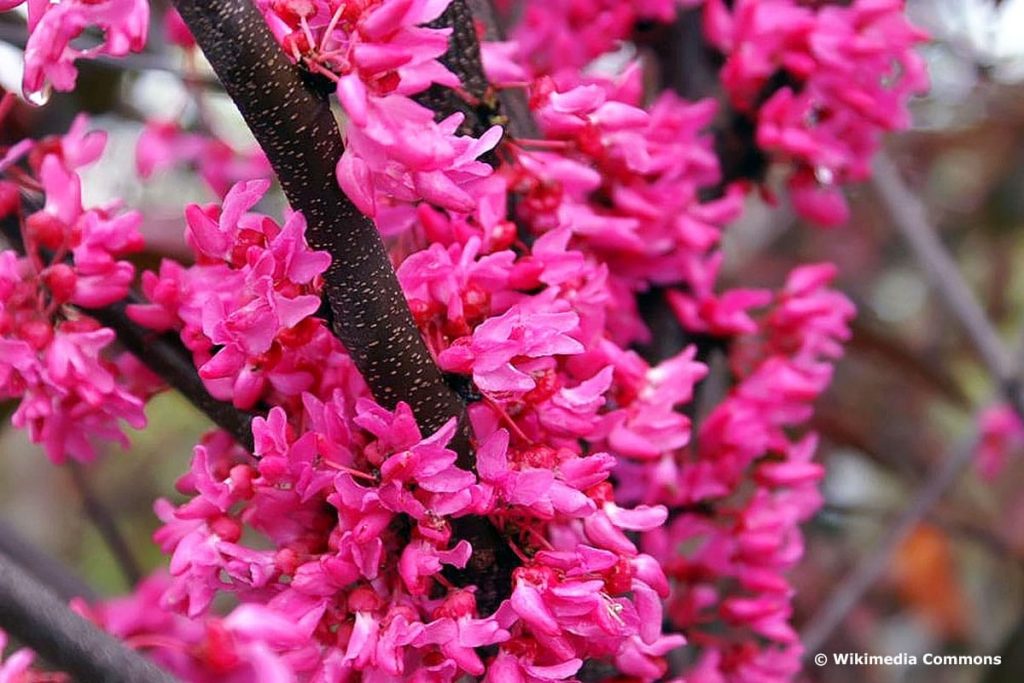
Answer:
0 552 178 683
800 154 1024 653
0 519 95 603
873 154 1024 416
172 0 466 442
417 0 495 137
80 295 256 450
68 462 143 587
635 7 719 103
799 429 980 654
171 0 516 614
463 0 540 140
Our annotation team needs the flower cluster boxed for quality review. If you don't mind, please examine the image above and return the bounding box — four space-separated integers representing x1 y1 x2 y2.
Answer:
642 264 853 680
0 116 156 463
705 0 930 225
1 0 149 98
510 0 703 81
252 0 503 234
0 0 927 680
522 81 744 344
119 176 690 677
127 179 336 411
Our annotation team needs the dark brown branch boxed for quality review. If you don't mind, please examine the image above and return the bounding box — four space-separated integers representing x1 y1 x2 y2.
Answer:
417 0 495 137
635 7 719 103
633 11 734 375
172 0 466 440
464 0 540 140
411 0 540 608
421 0 538 253
416 0 538 142
172 0 516 614
0 552 178 683
68 463 143 587
0 519 96 603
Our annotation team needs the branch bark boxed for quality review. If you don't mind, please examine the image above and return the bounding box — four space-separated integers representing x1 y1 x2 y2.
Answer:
172 0 467 442
80 295 257 450
0 552 177 683
463 0 540 140
0 519 95 603
172 0 516 614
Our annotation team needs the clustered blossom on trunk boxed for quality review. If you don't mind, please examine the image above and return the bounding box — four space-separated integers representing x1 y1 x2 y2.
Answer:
0 0 926 681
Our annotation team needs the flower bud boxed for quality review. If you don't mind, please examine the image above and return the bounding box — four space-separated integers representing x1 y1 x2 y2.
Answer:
25 211 67 251
43 263 77 303
0 181 20 218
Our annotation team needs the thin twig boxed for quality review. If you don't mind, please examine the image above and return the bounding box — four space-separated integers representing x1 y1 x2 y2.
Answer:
872 154 1024 415
800 430 980 654
0 552 178 682
800 153 1024 654
68 463 143 587
848 316 972 409
0 519 95 602
820 502 1014 560
81 295 257 450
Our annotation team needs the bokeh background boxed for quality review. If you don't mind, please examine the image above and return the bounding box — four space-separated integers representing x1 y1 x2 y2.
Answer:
3 1 1024 681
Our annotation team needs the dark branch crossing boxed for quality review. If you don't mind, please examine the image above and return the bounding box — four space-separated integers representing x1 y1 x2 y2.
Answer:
173 0 516 614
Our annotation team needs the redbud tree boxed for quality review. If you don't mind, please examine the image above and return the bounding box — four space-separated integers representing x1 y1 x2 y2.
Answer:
0 0 930 681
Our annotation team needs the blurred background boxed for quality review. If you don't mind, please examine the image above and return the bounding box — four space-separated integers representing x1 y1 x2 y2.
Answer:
3 1 1024 681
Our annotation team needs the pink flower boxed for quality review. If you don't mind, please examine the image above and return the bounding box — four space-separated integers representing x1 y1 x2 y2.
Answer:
336 93 502 219
22 0 149 96
0 630 36 682
131 180 333 409
975 404 1024 481
438 305 584 396
136 121 271 197
0 0 908 677
595 346 707 460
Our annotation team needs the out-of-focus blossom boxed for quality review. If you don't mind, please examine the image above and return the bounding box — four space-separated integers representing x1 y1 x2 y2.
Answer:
976 404 1024 481
18 0 149 97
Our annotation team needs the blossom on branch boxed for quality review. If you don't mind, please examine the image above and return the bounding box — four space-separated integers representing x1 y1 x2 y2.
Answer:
0 116 153 462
